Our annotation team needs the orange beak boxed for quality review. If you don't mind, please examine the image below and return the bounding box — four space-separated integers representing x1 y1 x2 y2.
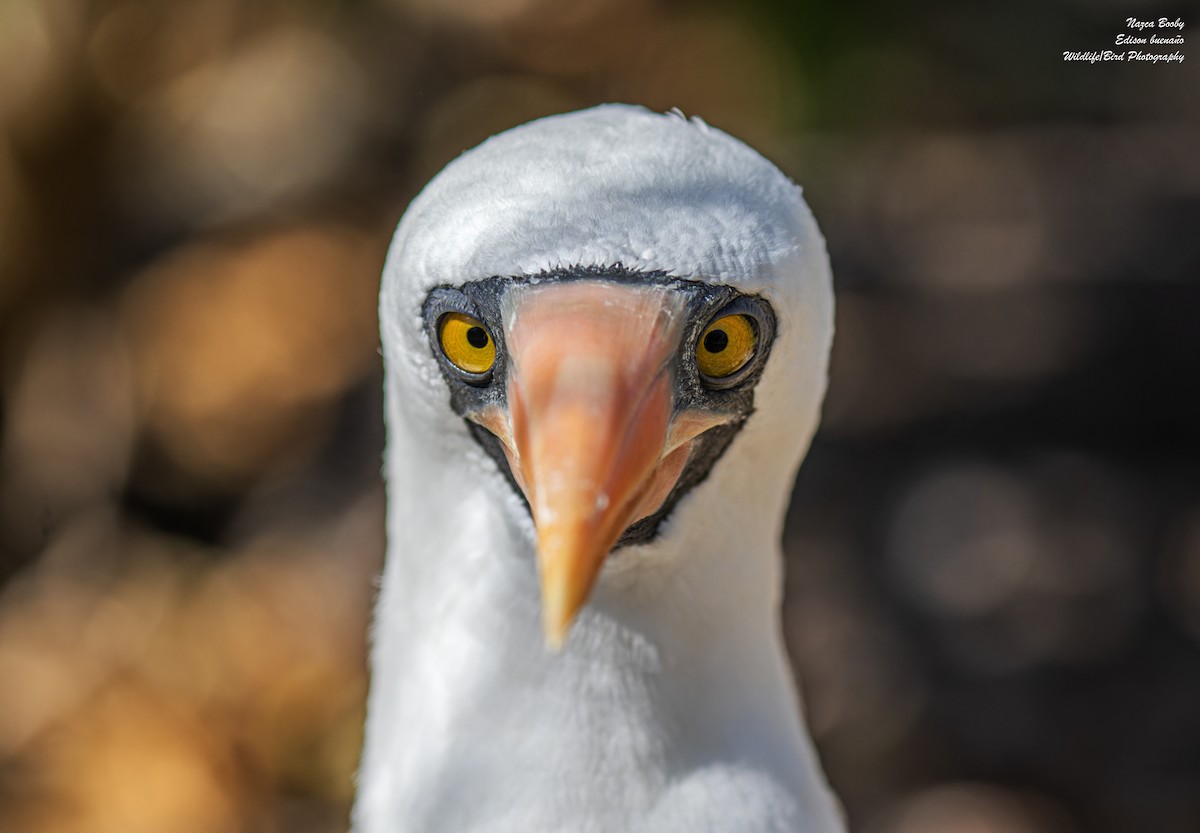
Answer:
471 281 728 649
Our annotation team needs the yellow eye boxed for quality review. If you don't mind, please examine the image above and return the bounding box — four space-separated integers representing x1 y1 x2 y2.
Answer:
438 312 496 375
696 313 757 380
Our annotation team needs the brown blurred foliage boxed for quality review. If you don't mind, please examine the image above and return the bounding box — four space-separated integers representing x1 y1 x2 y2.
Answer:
0 0 1197 831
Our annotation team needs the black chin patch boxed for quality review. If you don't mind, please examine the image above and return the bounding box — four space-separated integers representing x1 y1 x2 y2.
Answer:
615 417 749 546
422 264 775 548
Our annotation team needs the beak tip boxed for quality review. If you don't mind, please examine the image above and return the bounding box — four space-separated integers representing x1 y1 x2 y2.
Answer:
543 628 567 653
540 592 577 653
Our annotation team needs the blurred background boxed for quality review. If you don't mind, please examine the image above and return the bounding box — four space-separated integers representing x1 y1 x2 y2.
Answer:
0 0 1197 831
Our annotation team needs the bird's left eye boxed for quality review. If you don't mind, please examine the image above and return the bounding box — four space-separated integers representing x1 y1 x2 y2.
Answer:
696 313 757 382
438 312 496 377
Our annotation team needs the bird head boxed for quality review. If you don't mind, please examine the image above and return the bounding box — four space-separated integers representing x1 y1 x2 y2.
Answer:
379 105 833 650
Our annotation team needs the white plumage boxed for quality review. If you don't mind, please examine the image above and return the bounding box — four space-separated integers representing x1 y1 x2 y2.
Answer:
356 104 844 833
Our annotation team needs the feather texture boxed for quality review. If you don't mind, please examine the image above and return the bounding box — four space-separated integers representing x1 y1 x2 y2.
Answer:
358 104 844 833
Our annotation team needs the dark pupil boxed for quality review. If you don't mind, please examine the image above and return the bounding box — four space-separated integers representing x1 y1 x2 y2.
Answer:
466 326 489 349
703 329 729 353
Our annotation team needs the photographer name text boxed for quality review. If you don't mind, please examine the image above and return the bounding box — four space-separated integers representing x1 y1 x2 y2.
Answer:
1063 16 1186 64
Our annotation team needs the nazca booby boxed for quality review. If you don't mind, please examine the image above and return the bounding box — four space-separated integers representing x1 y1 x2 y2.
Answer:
356 104 845 833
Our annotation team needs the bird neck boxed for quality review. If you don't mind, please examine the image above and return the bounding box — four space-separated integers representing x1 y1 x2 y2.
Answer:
354 429 842 832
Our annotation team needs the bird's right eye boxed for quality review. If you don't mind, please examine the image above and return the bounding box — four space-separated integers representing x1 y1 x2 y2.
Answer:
438 312 496 376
